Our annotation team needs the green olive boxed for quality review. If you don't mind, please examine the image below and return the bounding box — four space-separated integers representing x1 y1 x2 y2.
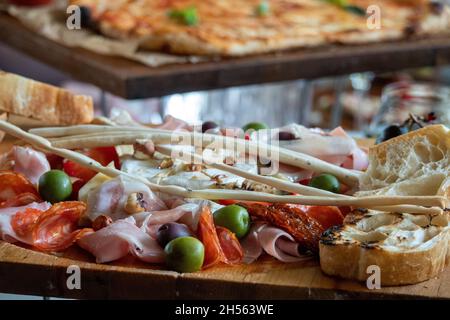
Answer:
242 122 269 132
213 204 250 238
164 236 204 273
38 170 73 203
309 173 340 193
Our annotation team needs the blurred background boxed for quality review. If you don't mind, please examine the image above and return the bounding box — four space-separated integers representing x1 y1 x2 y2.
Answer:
1 42 449 137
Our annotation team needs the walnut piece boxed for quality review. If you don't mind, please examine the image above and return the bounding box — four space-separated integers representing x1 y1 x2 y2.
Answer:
124 192 146 214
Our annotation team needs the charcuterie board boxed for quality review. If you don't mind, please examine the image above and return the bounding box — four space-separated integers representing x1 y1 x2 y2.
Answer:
0 139 449 300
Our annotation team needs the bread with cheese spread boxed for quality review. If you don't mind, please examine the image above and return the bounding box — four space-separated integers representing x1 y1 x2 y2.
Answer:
320 209 449 286
321 125 450 285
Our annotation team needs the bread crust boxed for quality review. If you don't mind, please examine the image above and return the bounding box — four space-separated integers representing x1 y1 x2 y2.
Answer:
320 210 450 286
0 112 6 142
0 71 93 125
370 125 450 162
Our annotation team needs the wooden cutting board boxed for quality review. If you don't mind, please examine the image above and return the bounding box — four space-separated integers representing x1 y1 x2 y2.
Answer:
0 140 449 299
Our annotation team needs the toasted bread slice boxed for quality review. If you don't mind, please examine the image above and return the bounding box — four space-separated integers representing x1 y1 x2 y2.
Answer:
320 209 450 286
357 125 450 200
0 71 93 125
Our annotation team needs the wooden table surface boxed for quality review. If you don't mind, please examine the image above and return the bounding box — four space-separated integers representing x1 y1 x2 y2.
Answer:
1 14 450 99
0 139 449 299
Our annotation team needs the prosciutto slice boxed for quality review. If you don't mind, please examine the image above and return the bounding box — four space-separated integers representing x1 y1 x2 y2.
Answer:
85 176 167 221
254 124 368 171
137 201 211 235
77 218 164 264
0 202 51 244
241 223 312 264
1 147 51 185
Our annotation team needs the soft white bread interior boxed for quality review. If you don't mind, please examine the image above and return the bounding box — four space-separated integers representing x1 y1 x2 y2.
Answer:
320 209 450 286
357 125 450 200
0 71 94 125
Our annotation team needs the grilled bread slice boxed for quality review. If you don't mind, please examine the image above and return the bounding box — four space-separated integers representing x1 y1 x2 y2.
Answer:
0 71 93 125
357 125 450 200
320 209 450 286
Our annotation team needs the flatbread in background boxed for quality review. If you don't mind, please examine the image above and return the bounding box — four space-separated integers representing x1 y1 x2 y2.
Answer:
5 1 205 67
69 0 450 56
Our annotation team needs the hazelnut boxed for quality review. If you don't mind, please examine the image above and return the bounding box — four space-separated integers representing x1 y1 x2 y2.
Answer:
158 158 174 169
124 192 147 214
186 163 203 171
92 215 113 231
133 140 155 157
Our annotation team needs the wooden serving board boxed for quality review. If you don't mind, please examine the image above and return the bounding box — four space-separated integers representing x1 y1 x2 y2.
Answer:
1 14 450 99
0 140 449 299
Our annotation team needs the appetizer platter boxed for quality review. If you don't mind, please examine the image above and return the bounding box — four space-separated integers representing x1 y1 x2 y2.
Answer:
1 0 450 98
0 73 449 299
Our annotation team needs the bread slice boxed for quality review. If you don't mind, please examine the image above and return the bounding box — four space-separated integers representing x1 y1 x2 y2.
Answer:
320 209 450 286
0 71 93 125
0 112 6 143
357 125 450 200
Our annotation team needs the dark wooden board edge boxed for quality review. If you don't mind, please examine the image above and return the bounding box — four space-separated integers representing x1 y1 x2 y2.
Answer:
1 14 450 99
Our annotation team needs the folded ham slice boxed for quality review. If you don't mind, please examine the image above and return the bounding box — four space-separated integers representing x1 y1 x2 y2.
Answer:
0 147 51 185
241 222 312 264
77 218 165 264
253 124 368 172
137 199 221 235
0 202 51 244
85 176 167 222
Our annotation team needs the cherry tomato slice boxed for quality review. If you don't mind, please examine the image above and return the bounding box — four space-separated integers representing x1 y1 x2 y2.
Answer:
63 147 120 181
295 205 344 231
69 179 87 201
46 153 64 170
216 200 270 207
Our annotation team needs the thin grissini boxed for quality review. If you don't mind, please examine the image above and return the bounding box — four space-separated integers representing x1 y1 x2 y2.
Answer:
1 120 444 214
155 145 447 211
155 144 348 198
32 125 362 186
32 127 447 211
35 130 448 210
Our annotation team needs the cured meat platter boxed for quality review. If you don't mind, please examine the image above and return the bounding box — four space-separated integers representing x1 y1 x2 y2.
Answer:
0 132 449 299
0 72 449 300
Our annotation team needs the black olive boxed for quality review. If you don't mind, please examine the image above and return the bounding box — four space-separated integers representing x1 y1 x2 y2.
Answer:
375 125 406 144
344 5 366 17
430 1 444 15
80 6 93 29
201 121 219 133
156 222 193 248
277 131 296 141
